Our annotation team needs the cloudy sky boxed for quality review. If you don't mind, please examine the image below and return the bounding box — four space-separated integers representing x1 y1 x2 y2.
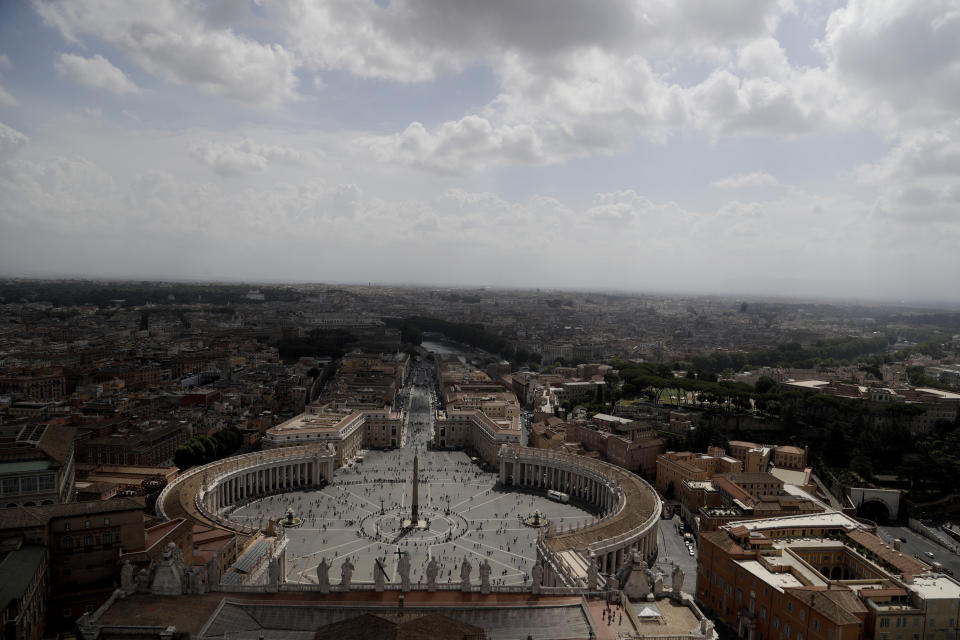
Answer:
1 1 959 302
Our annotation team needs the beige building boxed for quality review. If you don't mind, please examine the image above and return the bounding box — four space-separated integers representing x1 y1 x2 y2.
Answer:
656 451 742 496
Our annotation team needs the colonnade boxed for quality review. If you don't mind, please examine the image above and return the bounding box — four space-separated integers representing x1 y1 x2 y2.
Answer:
509 458 620 514
499 445 661 587
206 459 322 513
157 445 337 529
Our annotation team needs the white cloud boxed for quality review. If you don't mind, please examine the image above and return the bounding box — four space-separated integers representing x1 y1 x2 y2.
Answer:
0 53 16 106
712 172 780 189
0 84 16 107
854 123 960 225
820 0 960 127
55 53 141 95
270 0 795 83
0 121 29 155
1 143 957 300
34 0 299 106
0 155 120 228
856 127 960 184
367 117 547 174
189 138 302 176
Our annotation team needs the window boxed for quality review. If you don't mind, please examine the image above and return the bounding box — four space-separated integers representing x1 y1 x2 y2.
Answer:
84 520 90 529
21 476 37 493
761 606 767 620
104 518 110 526
814 620 821 632
787 601 794 612
2 477 18 495
881 618 891 628
64 522 71 531
63 608 71 618
800 610 805 621
103 532 112 546
785 623 792 637
83 535 93 547
63 536 72 550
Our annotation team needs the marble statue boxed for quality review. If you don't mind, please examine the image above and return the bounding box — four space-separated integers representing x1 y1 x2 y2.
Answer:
398 554 411 591
426 557 439 592
374 560 386 591
479 560 492 594
267 556 282 589
317 558 331 594
672 564 684 595
189 567 207 594
460 558 473 592
150 542 185 596
120 560 135 595
700 617 715 635
531 562 543 594
340 558 354 588
77 611 97 639
135 568 150 593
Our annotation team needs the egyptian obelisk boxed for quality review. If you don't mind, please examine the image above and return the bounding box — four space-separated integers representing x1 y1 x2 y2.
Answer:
411 451 420 524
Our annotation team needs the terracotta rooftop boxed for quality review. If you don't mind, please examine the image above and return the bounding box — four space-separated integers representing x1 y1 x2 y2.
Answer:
846 530 929 579
784 587 867 626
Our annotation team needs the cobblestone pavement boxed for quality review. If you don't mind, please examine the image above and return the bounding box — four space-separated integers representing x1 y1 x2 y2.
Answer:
229 363 594 587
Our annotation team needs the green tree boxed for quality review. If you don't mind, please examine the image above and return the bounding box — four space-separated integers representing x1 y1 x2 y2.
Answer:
754 376 777 395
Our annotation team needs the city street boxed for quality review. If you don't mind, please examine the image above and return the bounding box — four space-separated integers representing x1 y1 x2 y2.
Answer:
655 516 698 592
876 525 960 575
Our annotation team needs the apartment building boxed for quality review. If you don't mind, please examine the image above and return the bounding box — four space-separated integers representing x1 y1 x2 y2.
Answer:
696 514 957 640
0 421 76 508
656 450 742 496
0 497 147 632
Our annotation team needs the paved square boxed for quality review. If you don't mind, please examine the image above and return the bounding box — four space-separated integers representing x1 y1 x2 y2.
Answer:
229 447 595 586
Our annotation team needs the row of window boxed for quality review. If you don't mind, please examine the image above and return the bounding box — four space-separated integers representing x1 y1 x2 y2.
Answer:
61 532 113 549
0 474 57 496
64 517 109 530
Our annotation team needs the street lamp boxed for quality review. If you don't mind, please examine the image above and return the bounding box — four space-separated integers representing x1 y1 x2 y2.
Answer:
380 496 385 515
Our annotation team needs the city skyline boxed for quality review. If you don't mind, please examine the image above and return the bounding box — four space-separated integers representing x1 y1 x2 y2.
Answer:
1 1 959 302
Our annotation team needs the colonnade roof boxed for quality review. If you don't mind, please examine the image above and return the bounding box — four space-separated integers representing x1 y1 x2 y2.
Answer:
501 444 660 553
159 445 330 536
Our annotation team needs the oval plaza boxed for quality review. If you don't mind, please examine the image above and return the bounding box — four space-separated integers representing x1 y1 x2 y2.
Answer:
157 353 662 592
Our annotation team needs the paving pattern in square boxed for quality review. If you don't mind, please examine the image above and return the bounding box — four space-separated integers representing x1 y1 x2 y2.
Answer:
229 448 595 586
228 374 596 587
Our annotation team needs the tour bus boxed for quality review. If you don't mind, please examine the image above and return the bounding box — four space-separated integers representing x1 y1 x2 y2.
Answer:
548 489 570 503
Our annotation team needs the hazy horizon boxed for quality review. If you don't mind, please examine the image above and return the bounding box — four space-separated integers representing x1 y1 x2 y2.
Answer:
2 1 959 303
5 272 960 311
